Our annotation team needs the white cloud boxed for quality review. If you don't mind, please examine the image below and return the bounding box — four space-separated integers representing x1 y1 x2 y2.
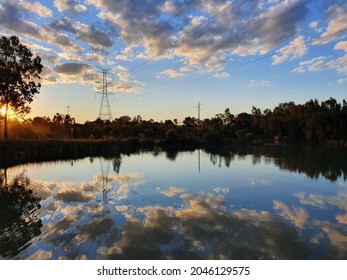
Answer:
293 56 329 73
117 72 129 82
158 69 185 79
58 52 83 62
0 1 82 53
54 0 87 14
314 3 347 45
24 40 54 53
335 41 347 52
248 80 272 88
88 0 311 73
113 82 141 93
115 54 129 61
272 35 308 65
213 71 229 78
309 21 323 33
21 1 53 17
86 53 104 64
161 186 184 197
273 200 309 229
293 55 347 75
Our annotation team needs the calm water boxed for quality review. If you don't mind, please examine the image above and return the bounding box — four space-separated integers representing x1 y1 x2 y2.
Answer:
1 147 347 260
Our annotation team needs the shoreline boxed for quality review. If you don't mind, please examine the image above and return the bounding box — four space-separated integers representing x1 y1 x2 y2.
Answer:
1 137 347 169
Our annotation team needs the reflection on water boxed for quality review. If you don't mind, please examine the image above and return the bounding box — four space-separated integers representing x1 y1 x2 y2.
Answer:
0 172 42 259
1 147 347 259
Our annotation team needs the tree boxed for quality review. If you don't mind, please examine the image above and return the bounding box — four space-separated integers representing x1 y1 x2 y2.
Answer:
52 113 64 125
0 36 43 139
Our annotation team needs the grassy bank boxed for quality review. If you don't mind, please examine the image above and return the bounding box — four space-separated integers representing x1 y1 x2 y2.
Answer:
0 137 155 168
0 136 207 168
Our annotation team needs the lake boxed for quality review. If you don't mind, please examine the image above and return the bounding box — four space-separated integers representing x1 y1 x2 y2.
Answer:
1 146 347 260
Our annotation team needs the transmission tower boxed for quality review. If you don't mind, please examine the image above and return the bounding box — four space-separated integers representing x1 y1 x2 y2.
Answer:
96 67 113 121
197 102 202 125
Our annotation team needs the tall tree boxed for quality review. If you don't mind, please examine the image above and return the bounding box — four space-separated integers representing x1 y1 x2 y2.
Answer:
0 36 42 139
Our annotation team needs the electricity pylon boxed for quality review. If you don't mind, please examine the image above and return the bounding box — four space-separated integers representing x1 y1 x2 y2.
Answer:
96 67 113 121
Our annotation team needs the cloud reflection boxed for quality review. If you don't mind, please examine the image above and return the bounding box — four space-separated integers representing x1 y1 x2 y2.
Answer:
3 151 347 260
273 200 309 229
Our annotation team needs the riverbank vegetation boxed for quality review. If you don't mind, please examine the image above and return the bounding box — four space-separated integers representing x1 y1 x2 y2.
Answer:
2 97 347 147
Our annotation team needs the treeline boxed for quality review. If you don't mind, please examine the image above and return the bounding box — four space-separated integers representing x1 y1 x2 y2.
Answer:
3 97 347 146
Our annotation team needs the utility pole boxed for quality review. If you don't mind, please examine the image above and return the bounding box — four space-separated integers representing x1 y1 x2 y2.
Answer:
197 102 202 125
96 67 113 121
66 106 70 115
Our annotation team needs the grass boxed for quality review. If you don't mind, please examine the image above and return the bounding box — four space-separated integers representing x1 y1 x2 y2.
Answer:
0 137 155 168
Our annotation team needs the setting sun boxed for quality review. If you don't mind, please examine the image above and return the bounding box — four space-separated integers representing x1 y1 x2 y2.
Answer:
0 105 17 119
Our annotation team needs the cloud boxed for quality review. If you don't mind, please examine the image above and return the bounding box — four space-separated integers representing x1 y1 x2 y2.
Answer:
54 189 94 203
335 41 347 52
336 214 347 225
213 71 229 78
47 17 113 50
161 186 184 197
115 54 129 61
113 82 142 93
54 0 87 14
54 62 93 75
314 3 347 45
86 53 104 64
272 35 308 65
294 192 326 208
293 56 329 73
21 1 53 18
313 220 347 258
58 52 83 62
51 63 97 84
27 250 53 260
87 0 311 73
293 55 347 75
158 69 185 78
273 200 309 229
93 0 175 56
38 53 60 65
248 80 272 88
309 21 324 33
1 0 320 84
295 192 347 227
0 1 82 54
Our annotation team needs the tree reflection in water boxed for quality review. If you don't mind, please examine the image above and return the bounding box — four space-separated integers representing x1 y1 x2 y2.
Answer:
1 148 347 260
0 171 42 259
208 146 347 182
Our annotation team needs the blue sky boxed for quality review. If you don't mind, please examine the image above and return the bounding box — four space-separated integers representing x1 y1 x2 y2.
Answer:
0 0 346 123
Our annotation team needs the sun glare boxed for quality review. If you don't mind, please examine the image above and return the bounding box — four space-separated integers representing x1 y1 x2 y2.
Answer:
0 106 17 119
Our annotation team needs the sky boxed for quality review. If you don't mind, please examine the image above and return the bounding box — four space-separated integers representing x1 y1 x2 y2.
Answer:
0 0 347 123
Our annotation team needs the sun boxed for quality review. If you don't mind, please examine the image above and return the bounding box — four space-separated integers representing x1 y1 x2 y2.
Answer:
0 105 18 119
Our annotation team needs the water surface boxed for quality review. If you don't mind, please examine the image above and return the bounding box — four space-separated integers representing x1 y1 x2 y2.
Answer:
1 147 347 259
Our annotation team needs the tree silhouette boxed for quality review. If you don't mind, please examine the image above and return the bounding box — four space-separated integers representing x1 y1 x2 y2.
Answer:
0 36 43 139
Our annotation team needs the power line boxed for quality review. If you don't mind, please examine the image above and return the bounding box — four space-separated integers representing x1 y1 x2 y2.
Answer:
138 0 257 82
137 0 319 84
114 26 347 102
126 0 197 74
